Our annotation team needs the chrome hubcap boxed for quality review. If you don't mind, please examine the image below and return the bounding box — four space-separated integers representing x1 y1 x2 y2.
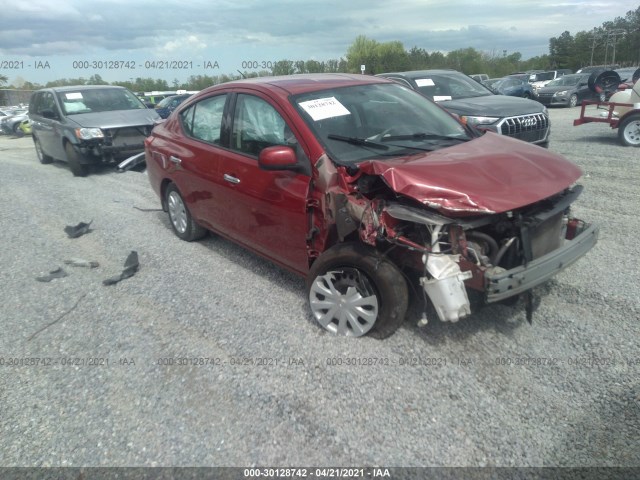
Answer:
309 268 379 337
167 191 188 234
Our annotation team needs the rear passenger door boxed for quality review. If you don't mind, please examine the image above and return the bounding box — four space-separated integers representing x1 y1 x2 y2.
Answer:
165 93 231 232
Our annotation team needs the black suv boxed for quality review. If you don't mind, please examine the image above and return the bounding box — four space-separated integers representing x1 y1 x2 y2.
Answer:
29 85 159 176
377 69 550 146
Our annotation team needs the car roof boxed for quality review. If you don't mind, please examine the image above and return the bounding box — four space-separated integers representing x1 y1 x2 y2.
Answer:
202 74 391 96
39 85 128 92
378 69 461 79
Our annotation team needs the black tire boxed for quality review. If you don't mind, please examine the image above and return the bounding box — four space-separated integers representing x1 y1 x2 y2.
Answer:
64 142 89 177
587 70 621 95
12 122 24 136
306 243 409 339
33 136 53 164
164 183 207 241
523 92 531 99
568 94 578 108
618 113 640 147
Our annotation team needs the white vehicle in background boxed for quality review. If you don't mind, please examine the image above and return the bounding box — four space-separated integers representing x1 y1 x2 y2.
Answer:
530 70 573 95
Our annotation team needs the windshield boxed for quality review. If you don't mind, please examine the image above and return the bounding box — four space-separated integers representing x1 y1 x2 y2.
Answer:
292 83 471 164
412 72 493 101
56 88 147 115
547 75 583 87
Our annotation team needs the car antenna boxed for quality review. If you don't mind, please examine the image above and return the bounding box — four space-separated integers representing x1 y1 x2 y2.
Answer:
237 70 246 79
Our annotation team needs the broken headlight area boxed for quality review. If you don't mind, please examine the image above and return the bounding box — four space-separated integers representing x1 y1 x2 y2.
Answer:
349 185 597 323
77 126 152 163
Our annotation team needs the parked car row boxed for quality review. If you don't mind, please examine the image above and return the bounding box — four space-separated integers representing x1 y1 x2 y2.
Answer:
480 67 639 108
0 107 30 135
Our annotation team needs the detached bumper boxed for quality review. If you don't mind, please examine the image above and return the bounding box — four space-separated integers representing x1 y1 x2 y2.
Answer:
485 223 599 303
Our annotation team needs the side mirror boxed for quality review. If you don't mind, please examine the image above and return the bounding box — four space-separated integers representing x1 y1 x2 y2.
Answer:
258 145 299 171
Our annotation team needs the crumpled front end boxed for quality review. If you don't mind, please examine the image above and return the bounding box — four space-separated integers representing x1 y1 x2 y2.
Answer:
77 125 154 163
311 161 598 323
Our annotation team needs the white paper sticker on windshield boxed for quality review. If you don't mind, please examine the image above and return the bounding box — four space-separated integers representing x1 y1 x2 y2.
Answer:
299 97 350 121
65 92 84 100
415 78 435 87
433 95 452 102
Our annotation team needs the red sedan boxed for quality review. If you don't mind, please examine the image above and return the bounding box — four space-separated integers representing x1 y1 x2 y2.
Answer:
145 74 597 338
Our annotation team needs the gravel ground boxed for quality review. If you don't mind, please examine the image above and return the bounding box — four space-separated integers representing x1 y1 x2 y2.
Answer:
0 106 638 470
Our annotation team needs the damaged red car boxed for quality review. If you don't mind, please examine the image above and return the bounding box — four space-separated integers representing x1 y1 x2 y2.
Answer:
145 74 598 338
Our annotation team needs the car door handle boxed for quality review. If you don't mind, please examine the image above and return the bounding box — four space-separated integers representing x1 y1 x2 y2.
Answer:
169 156 181 165
223 174 240 184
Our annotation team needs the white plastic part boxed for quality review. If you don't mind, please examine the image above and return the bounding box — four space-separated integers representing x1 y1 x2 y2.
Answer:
421 254 472 322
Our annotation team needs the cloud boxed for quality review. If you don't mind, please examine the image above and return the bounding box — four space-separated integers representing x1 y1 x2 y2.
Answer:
0 0 636 67
157 35 207 55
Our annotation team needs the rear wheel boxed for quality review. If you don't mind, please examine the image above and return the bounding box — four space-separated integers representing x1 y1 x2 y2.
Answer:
165 183 207 241
64 142 89 177
34 136 53 164
618 114 640 147
306 243 408 339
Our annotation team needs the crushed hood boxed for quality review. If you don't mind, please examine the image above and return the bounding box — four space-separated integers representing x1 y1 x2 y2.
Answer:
357 133 582 215
65 109 159 129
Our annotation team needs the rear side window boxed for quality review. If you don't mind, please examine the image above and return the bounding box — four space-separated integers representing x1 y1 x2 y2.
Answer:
180 94 227 144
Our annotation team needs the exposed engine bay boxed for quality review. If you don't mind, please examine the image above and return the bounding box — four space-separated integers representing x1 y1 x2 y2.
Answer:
312 164 598 324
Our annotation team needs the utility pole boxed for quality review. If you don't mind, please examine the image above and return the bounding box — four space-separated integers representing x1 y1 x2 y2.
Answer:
604 29 625 68
589 28 599 66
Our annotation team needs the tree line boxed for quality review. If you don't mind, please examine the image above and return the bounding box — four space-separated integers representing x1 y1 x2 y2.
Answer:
1 6 637 92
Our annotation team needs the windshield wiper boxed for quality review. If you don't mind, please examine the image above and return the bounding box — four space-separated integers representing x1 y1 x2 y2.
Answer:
380 133 468 143
327 134 389 150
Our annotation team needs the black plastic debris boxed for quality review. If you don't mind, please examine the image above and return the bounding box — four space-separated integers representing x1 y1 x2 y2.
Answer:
102 251 139 286
36 267 69 282
64 220 93 239
64 258 100 268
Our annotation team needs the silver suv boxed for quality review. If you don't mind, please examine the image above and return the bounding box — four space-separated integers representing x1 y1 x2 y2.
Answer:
29 85 159 176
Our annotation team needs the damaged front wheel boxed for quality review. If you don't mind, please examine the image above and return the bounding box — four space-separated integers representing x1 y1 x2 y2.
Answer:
306 243 408 339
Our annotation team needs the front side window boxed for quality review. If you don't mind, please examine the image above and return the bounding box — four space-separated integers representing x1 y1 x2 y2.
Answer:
231 94 292 157
180 94 227 144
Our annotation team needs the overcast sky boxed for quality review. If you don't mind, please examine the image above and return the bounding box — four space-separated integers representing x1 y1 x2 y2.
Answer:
0 0 637 85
